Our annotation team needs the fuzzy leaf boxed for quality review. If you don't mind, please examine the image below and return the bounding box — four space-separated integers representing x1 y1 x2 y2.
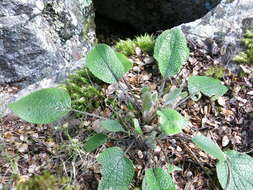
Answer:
97 147 134 190
9 88 71 124
188 76 228 100
84 133 108 152
86 44 133 84
141 89 153 112
100 119 125 132
163 87 183 107
167 164 182 173
192 135 225 161
142 168 176 190
157 109 188 135
144 131 157 149
217 150 253 190
154 28 189 77
116 52 133 73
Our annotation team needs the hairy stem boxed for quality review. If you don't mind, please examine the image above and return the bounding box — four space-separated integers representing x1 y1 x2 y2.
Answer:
71 109 108 120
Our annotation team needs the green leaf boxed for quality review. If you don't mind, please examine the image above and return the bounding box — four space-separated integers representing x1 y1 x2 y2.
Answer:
133 118 143 135
116 52 133 73
142 168 176 190
192 135 225 161
100 119 125 132
154 28 189 77
97 147 134 190
86 44 133 84
217 150 253 190
144 131 157 149
188 76 228 100
9 88 71 124
157 109 188 135
84 133 108 152
163 87 183 107
141 87 158 111
167 164 182 173
141 88 153 112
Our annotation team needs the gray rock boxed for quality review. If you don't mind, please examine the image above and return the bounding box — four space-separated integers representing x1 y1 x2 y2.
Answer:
0 0 95 85
179 0 253 73
94 0 221 33
0 0 95 116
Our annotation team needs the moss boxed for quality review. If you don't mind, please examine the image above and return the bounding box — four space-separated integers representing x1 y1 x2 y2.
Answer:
205 65 225 79
239 70 247 78
135 34 155 54
249 112 253 119
115 39 136 56
61 68 105 117
114 34 155 56
234 30 253 64
16 171 74 190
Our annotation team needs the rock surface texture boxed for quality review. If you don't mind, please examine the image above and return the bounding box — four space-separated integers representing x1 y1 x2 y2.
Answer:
0 0 95 115
0 0 95 85
179 0 253 73
94 0 221 33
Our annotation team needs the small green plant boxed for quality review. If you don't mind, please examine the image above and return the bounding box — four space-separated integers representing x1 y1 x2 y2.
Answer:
16 171 73 190
234 30 253 64
192 135 253 190
115 34 155 56
9 28 232 189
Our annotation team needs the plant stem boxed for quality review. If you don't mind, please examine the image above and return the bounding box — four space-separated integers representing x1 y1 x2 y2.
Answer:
121 78 142 113
174 95 191 108
71 109 108 120
158 77 167 98
124 140 135 155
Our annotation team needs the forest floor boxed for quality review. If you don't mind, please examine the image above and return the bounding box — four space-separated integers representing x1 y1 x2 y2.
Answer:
0 39 253 190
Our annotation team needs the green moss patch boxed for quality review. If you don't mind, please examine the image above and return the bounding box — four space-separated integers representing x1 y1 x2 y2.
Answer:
115 34 155 56
16 171 73 190
234 30 253 64
205 65 226 79
62 68 105 116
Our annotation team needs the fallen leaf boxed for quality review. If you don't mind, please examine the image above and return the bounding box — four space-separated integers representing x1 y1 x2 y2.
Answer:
222 136 229 147
247 91 253 95
16 143 28 153
218 97 226 107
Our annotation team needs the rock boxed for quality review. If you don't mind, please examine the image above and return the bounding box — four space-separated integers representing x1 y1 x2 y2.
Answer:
179 0 253 73
94 0 220 33
0 0 95 85
0 0 95 116
143 57 154 65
